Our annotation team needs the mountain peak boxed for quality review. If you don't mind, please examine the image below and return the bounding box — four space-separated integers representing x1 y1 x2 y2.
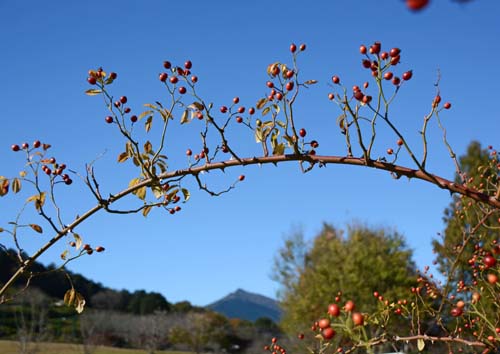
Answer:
207 289 282 323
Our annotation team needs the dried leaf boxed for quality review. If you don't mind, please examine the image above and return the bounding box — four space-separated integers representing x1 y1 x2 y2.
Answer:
75 292 86 313
256 98 267 110
192 102 204 111
12 178 21 193
181 188 190 202
262 107 271 116
144 141 152 154
255 127 264 143
73 233 82 250
129 178 141 188
304 79 318 85
144 103 159 110
85 89 102 96
142 205 152 217
60 250 69 260
180 109 189 124
273 142 285 156
134 186 146 201
64 288 75 306
417 338 425 352
138 110 154 120
145 116 153 132
30 224 43 233
117 152 129 163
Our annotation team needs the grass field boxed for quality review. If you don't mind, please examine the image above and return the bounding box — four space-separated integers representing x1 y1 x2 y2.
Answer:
0 340 191 354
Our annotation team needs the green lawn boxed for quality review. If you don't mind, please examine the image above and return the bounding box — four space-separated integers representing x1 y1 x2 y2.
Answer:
0 340 191 354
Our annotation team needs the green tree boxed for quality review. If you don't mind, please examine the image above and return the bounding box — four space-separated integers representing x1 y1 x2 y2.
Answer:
273 223 417 336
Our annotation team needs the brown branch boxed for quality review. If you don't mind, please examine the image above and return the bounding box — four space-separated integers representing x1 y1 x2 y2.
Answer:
1 153 499 301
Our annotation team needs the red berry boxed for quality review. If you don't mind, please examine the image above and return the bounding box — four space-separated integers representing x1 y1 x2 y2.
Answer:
248 107 255 115
483 255 497 268
21 142 29 149
191 75 198 83
233 97 240 104
285 70 294 79
352 312 364 326
390 55 400 66
402 71 413 81
362 95 372 104
186 149 192 156
299 44 306 51
380 52 389 60
397 138 404 146
170 76 178 84
384 72 393 80
359 45 367 54
362 59 371 69
33 140 41 148
105 116 113 124
387 148 394 155
392 77 401 86
159 73 168 82
328 304 340 317
124 107 131 113
95 246 105 252
109 72 117 80
238 175 245 181
406 0 429 11
443 102 451 109
328 93 334 100
290 43 297 53
11 144 20 152
487 273 498 284
332 76 340 84
184 60 192 69
120 96 127 104
321 328 336 340
130 115 138 123
163 61 172 69
390 48 401 57
275 92 283 101
311 140 319 148
299 128 306 138
450 307 463 317
220 106 228 113
286 82 294 91
87 77 97 85
370 42 381 55
178 86 187 94
344 300 355 312
236 116 243 123
237 106 245 114
318 318 330 329
354 90 364 101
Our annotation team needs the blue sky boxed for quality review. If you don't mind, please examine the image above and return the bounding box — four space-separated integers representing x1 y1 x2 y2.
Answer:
1 1 499 306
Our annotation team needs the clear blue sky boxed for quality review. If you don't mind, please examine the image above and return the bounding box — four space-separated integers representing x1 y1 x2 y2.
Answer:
1 1 499 306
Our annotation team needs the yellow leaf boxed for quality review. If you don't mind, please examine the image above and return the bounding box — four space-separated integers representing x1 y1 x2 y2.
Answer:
60 250 69 260
142 205 152 217
144 141 152 154
73 233 82 250
12 178 21 193
64 288 75 306
129 178 141 188
256 98 267 110
181 188 190 202
145 116 153 132
417 338 425 352
75 292 86 314
134 186 147 201
180 109 189 124
85 89 102 96
138 110 154 120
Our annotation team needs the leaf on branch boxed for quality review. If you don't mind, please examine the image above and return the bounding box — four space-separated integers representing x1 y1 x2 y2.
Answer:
30 224 43 233
191 102 204 111
129 178 141 188
117 152 129 163
0 178 9 196
142 205 152 217
144 103 159 110
255 127 264 143
304 79 318 85
138 110 154 120
144 141 153 154
159 109 172 121
27 192 46 211
256 98 267 110
417 338 425 352
85 89 102 96
75 292 86 313
181 188 190 202
262 106 271 116
266 62 280 76
145 116 153 132
12 178 21 193
0 228 4 233
19 171 27 178
273 143 285 156
134 186 147 201
180 109 189 124
73 233 82 250
152 186 163 199
60 250 69 260
64 288 75 306
276 120 286 129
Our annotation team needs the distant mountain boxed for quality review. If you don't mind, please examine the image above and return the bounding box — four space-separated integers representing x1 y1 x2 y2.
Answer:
207 288 282 323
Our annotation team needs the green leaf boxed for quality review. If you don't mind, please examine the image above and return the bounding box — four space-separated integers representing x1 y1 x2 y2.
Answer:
417 338 425 352
85 89 102 96
30 224 43 233
181 188 190 202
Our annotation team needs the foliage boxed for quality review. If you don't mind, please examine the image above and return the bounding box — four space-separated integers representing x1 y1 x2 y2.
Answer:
273 224 417 340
